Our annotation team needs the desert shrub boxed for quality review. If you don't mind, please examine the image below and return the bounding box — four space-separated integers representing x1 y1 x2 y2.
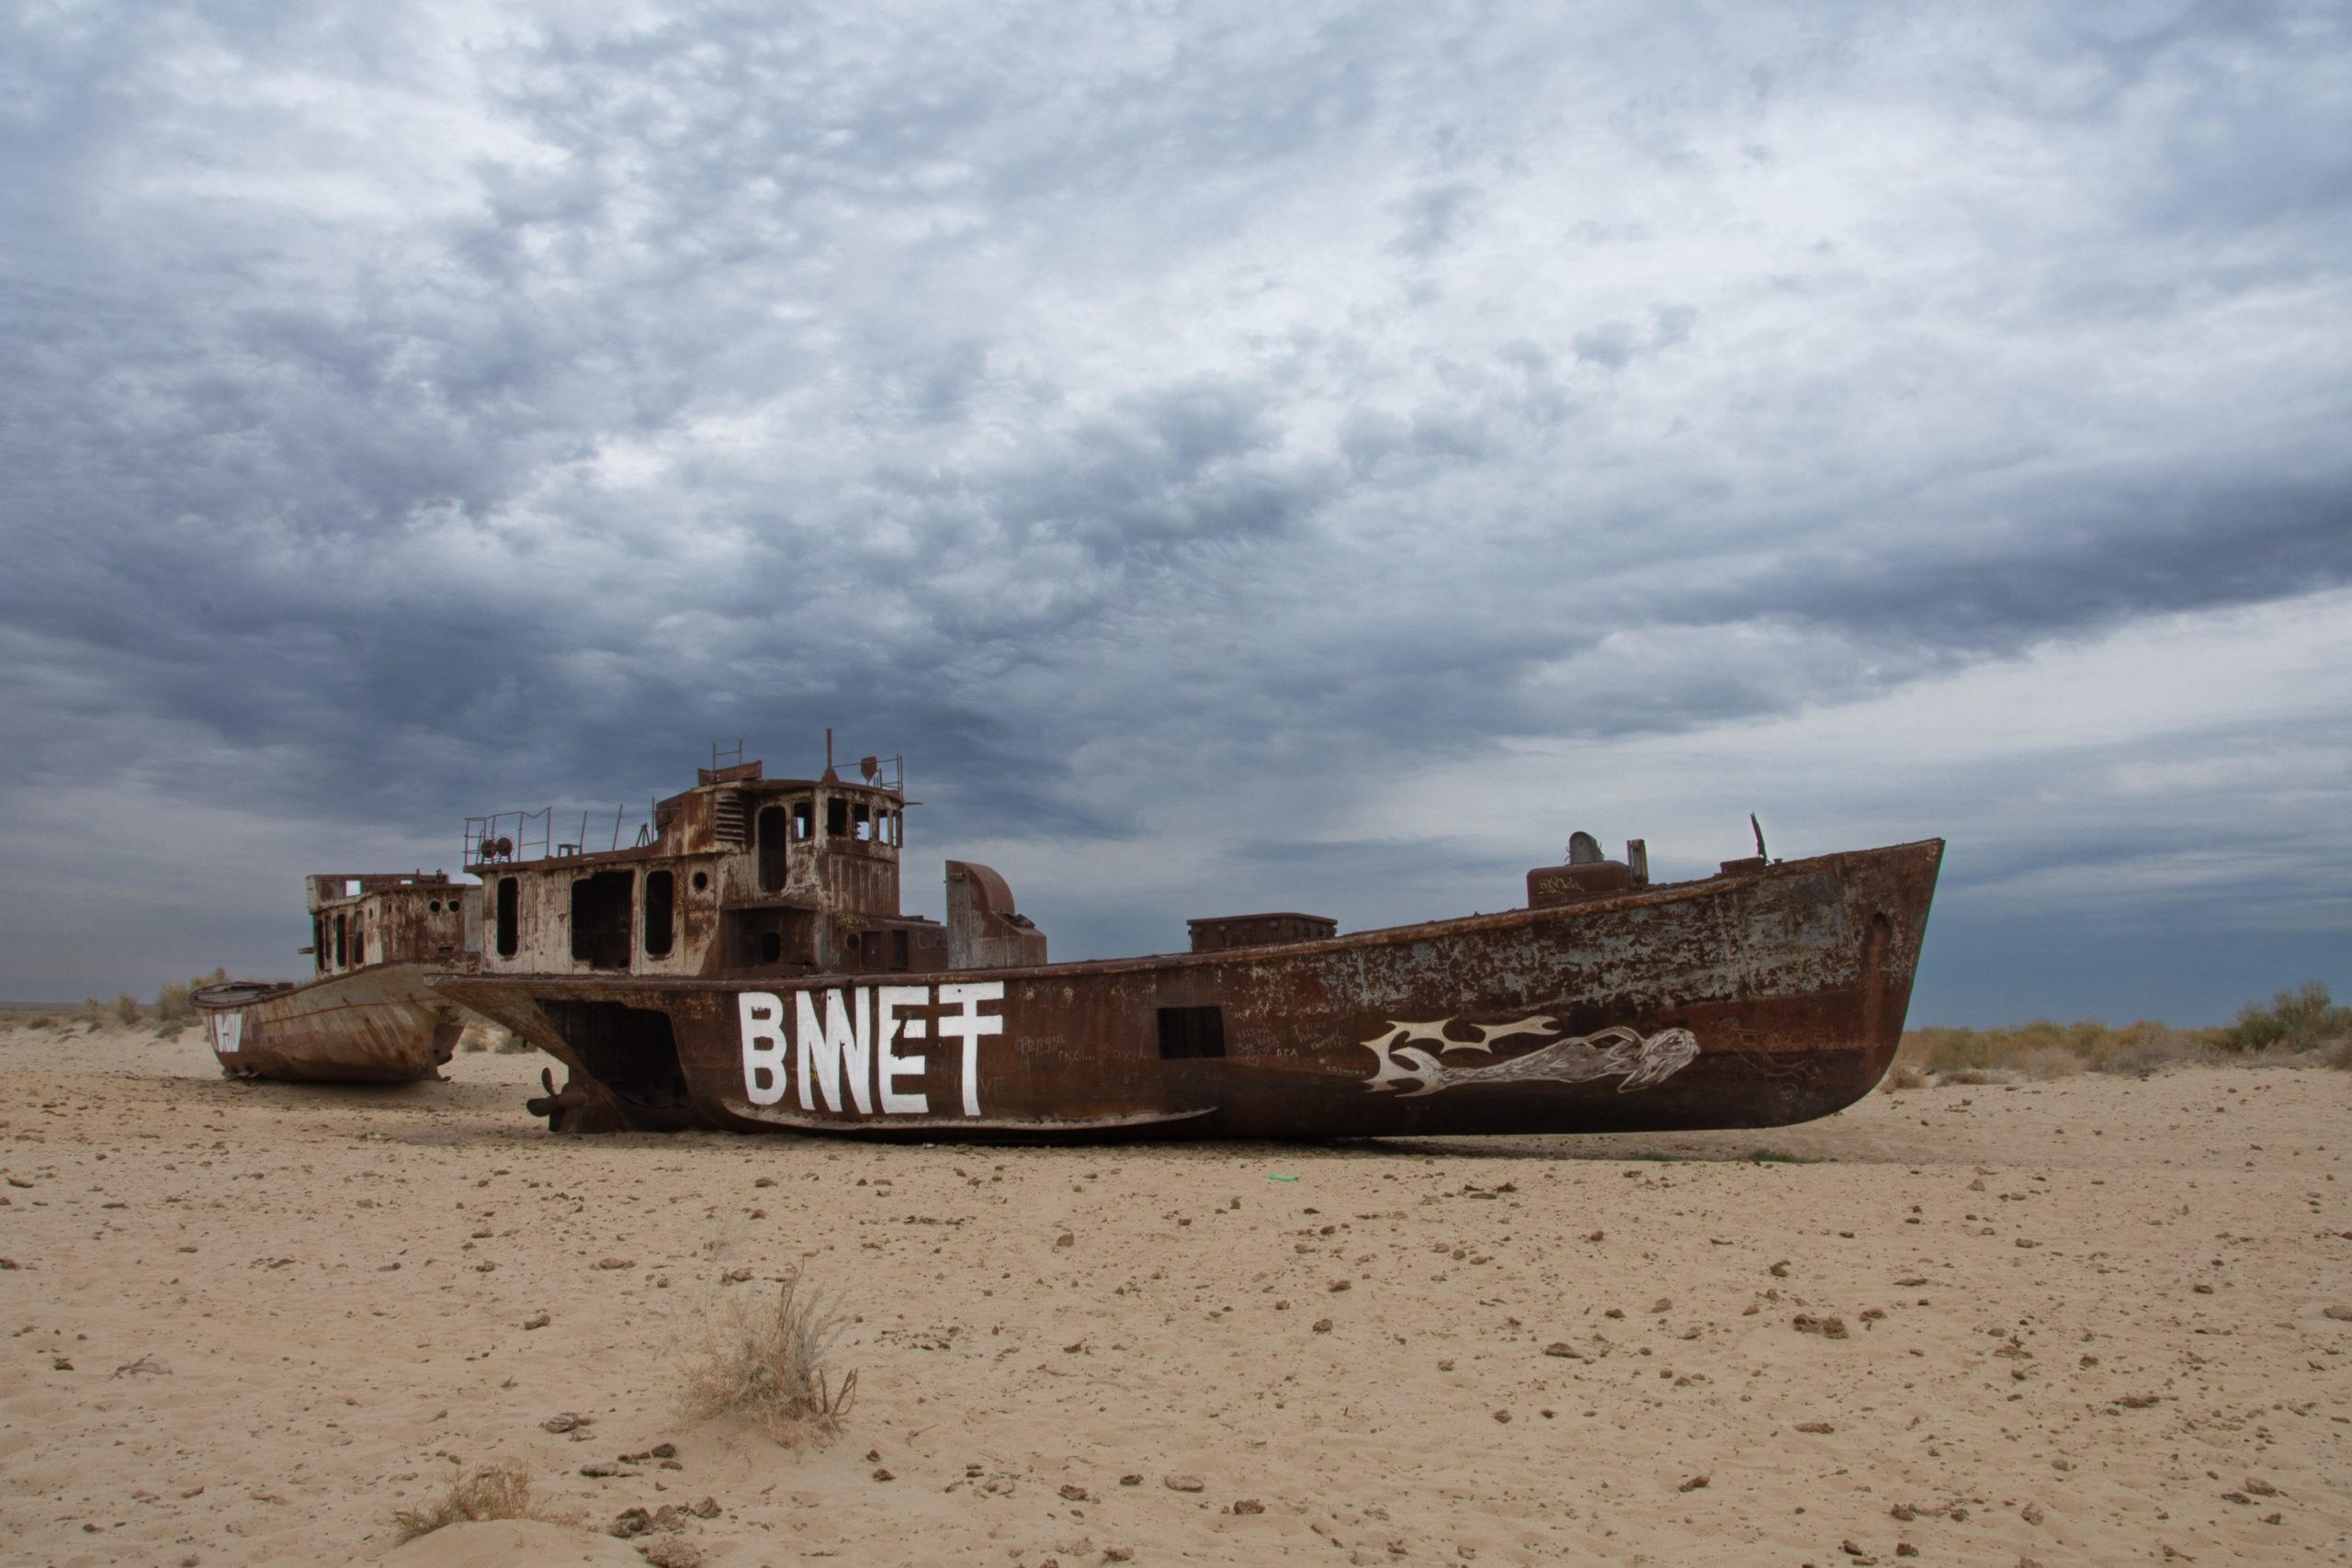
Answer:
76 998 105 1026
26 1015 53 1030
391 1463 566 1541
2221 981 2352 1055
1900 986 2348 1080
113 993 141 1025
681 1269 856 1445
1880 1061 1926 1092
153 982 196 1026
1939 1066 2017 1086
494 1028 535 1054
2018 1044 2085 1080
2092 1030 2216 1076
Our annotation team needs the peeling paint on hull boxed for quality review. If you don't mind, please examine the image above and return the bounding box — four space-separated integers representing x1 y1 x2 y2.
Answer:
436 839 1942 1141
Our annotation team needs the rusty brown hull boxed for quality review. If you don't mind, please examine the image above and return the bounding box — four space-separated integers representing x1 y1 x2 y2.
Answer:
435 839 1940 1140
194 964 466 1083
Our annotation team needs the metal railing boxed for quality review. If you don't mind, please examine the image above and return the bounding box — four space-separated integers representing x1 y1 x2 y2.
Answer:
465 799 664 866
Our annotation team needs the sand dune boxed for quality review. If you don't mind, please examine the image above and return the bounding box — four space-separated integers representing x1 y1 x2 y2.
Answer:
2 1019 2347 1566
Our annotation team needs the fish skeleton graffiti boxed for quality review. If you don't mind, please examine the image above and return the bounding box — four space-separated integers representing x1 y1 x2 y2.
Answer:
1359 1017 1698 1096
738 981 1004 1117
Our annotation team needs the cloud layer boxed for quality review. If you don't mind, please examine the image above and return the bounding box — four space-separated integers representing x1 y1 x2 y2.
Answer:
4 1 2347 1019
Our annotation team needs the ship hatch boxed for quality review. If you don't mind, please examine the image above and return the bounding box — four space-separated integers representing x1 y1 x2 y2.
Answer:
756 805 787 892
643 870 675 957
541 1001 689 1111
1158 1005 1227 1060
495 876 519 957
571 872 634 970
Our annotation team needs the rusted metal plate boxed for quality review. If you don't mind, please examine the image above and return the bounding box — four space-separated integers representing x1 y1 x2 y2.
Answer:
432 770 1942 1141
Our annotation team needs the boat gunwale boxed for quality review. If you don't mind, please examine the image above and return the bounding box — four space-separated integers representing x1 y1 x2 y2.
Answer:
432 837 1942 998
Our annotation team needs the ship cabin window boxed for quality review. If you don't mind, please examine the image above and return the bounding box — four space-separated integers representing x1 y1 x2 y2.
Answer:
826 796 848 837
854 803 872 841
892 929 910 969
691 870 708 892
755 805 787 893
643 870 675 958
759 931 783 964
344 878 361 897
792 801 812 840
313 918 326 974
350 915 366 967
571 871 634 970
495 876 519 958
334 913 347 968
1158 1005 1227 1060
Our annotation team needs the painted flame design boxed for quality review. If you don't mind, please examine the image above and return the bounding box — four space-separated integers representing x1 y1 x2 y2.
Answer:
1360 1017 1699 1098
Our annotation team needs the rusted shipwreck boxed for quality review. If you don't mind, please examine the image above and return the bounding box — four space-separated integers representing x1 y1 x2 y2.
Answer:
193 874 481 1082
430 748 1942 1139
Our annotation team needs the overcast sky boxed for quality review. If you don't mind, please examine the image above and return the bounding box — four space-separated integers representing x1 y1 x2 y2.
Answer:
4 1 2346 1024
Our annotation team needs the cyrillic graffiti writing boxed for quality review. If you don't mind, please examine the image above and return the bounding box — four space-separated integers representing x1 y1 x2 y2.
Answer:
738 981 1003 1117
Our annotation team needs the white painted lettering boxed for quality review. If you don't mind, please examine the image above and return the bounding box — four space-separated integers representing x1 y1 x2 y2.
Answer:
738 991 787 1105
796 988 873 1114
213 1010 243 1055
934 981 1003 1117
875 985 930 1115
737 982 1006 1118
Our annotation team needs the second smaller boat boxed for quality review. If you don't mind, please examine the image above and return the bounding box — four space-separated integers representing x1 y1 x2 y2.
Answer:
194 872 481 1082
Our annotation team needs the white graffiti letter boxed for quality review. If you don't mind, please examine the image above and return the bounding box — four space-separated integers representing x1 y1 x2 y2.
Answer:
875 985 930 1115
738 991 787 1105
934 981 1002 1117
796 987 872 1114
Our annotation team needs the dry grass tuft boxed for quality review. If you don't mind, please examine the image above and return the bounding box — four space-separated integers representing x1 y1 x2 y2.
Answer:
680 1269 856 1445
391 1462 569 1540
113 992 142 1025
1879 1061 1927 1093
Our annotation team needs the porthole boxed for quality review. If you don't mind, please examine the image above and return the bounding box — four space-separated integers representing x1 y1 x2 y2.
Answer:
692 871 709 892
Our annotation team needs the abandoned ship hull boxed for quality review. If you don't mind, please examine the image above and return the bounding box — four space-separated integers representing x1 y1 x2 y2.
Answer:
435 839 1941 1140
194 964 467 1083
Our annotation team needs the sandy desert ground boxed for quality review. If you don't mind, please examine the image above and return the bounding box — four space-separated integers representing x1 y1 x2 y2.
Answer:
2 1016 2347 1568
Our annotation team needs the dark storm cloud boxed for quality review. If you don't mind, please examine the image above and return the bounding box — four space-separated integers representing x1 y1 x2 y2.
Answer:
2 0 2347 1013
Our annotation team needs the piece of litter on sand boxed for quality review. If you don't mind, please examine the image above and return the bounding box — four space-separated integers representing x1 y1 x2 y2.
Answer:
1268 1173 1299 1182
